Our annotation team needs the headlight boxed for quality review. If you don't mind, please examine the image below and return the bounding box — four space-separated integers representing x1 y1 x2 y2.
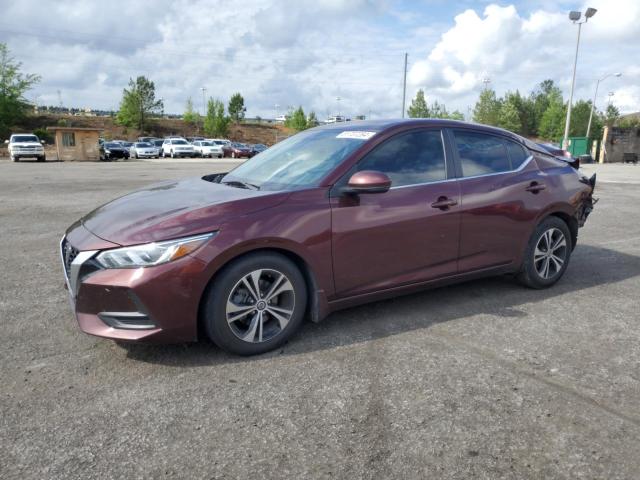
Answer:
95 232 216 268
105 149 111 153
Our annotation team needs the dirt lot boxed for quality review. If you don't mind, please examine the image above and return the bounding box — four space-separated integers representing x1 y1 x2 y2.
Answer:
1 160 639 479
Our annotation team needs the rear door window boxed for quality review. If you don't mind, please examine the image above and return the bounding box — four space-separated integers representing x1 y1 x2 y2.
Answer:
356 129 446 187
505 140 530 169
453 130 511 177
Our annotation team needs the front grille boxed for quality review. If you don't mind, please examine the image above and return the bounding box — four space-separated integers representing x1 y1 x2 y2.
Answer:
61 238 79 279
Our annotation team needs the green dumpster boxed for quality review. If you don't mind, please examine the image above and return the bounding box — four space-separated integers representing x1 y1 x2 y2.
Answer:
567 137 590 156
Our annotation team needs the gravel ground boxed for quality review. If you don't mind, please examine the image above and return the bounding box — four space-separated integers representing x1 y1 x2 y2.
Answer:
1 159 639 479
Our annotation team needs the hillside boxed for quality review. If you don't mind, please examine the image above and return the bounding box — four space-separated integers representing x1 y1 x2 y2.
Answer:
14 114 293 146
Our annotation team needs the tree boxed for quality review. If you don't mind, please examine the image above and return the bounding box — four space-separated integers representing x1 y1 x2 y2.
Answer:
228 92 246 124
498 93 522 133
531 80 562 136
203 98 230 137
567 100 593 137
116 76 163 131
408 89 430 118
604 104 620 126
0 43 40 140
307 111 319 127
538 91 566 141
284 106 309 131
183 97 199 126
473 88 501 126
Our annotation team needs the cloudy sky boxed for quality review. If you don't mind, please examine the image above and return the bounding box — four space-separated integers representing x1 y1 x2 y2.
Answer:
1 0 638 119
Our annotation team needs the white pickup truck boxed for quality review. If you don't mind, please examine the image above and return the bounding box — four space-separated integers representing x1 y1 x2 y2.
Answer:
5 133 46 162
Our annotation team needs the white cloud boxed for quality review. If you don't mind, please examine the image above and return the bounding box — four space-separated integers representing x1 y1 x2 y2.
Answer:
1 0 638 119
408 1 640 113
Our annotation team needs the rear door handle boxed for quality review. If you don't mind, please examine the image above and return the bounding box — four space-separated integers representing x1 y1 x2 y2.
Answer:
431 196 458 210
525 182 546 193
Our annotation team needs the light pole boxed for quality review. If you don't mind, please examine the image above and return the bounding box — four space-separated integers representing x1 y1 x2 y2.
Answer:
586 72 621 137
336 96 341 117
562 7 597 149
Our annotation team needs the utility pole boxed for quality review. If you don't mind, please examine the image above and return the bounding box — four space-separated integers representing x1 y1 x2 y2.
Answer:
482 77 491 90
563 8 597 149
200 87 207 116
586 73 621 137
401 53 408 118
200 87 207 134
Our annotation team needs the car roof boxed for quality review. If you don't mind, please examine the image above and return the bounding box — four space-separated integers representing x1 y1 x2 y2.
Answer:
312 118 534 146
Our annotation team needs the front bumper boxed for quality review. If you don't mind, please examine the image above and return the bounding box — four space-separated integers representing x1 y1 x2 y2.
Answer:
60 225 209 343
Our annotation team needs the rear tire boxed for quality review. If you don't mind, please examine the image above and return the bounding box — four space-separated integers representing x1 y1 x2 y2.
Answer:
517 216 572 289
203 252 308 355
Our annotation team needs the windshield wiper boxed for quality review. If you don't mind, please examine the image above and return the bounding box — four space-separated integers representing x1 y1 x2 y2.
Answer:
221 180 260 190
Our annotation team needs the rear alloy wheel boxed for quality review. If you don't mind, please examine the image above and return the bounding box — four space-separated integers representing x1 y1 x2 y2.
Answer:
517 216 572 289
203 253 307 355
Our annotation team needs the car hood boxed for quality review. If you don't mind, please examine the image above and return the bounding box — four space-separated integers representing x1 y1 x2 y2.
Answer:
11 142 42 147
80 177 289 246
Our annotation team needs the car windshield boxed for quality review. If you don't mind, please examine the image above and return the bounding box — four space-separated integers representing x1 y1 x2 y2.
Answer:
173 140 188 145
201 141 212 146
105 143 121 148
12 135 39 143
222 128 374 191
136 142 152 147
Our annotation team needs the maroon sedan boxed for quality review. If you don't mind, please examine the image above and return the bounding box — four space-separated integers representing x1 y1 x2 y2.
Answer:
222 142 252 158
61 120 596 355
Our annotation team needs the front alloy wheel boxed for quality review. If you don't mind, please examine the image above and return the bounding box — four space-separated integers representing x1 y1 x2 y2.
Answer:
203 252 307 355
226 269 295 343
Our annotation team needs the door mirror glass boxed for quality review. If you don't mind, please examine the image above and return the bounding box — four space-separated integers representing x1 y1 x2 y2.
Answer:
345 170 391 194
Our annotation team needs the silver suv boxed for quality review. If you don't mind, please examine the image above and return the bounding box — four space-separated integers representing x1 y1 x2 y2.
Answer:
5 134 46 162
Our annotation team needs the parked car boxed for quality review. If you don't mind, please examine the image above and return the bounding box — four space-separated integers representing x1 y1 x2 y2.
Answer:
193 140 224 158
5 133 46 162
150 139 164 151
324 115 346 124
161 138 195 158
186 136 205 144
208 138 231 147
60 119 596 355
250 143 267 156
129 142 160 159
536 143 580 168
223 142 252 158
99 142 129 161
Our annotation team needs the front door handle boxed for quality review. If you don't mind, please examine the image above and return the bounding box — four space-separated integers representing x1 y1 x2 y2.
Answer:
431 196 458 210
525 182 546 193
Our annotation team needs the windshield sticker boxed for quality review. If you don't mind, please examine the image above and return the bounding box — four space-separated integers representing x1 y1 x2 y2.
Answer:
336 131 377 140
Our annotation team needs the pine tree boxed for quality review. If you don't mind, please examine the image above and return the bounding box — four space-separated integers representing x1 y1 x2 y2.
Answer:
407 89 430 118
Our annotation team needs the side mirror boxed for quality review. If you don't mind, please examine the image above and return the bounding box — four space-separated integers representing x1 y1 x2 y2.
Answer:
344 170 391 194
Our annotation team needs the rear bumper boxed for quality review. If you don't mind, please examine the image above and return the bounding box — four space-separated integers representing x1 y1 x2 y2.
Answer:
60 224 209 343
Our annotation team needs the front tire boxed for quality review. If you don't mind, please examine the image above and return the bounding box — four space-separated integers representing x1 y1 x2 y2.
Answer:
11 155 18 162
517 216 572 289
203 252 308 355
